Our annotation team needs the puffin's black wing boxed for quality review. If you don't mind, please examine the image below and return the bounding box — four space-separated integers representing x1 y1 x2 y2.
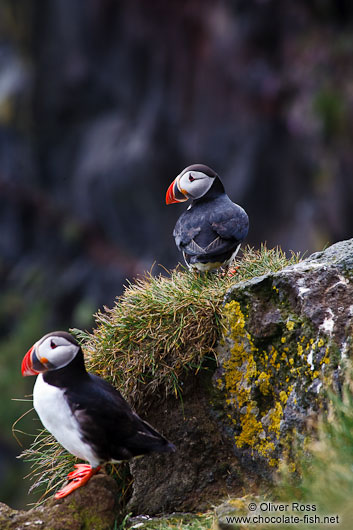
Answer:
173 220 201 254
210 201 249 244
65 374 175 463
173 196 249 257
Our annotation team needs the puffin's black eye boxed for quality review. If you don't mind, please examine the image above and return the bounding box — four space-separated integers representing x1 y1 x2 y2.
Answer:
189 175 195 182
50 340 57 349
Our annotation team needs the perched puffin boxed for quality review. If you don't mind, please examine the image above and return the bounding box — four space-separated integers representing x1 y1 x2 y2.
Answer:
21 331 175 499
166 164 249 271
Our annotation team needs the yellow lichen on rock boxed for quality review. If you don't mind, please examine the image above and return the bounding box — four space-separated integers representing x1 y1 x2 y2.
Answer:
286 320 295 331
236 403 264 448
267 401 283 435
257 371 272 395
220 298 332 468
221 300 286 462
222 300 256 412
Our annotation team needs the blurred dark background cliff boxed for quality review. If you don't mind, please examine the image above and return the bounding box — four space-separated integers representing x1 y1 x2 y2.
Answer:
1 0 353 508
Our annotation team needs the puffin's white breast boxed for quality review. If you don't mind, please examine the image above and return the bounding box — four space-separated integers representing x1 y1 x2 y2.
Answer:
33 375 100 467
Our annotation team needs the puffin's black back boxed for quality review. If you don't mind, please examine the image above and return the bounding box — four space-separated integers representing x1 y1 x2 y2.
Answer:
44 351 175 461
67 373 175 461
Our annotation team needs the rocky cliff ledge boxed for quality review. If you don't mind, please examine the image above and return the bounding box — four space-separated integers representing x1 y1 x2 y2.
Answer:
6 240 353 527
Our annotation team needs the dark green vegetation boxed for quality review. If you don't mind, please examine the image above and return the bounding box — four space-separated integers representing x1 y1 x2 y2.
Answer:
276 375 353 529
19 246 300 501
0 299 47 506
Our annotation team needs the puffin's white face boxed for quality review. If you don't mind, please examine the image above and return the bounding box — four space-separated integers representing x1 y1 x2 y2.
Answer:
177 170 214 200
22 333 80 376
166 166 216 204
37 335 79 369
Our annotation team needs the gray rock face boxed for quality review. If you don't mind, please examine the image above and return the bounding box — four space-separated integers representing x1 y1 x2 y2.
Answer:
128 372 247 515
217 238 353 472
129 239 353 514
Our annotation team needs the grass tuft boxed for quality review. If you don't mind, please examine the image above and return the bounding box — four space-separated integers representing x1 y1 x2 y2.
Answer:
19 245 301 501
20 430 76 503
83 245 301 407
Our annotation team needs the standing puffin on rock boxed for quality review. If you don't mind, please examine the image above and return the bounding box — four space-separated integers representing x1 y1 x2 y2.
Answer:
166 164 249 271
21 331 175 499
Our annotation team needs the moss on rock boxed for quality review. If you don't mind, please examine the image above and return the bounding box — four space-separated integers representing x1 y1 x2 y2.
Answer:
0 474 121 529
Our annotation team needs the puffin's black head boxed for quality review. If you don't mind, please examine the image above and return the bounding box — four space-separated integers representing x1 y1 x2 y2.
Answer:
21 331 80 376
166 164 223 204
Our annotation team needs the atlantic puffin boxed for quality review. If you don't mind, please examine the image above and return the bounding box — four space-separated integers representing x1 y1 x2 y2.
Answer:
21 331 175 499
166 164 249 271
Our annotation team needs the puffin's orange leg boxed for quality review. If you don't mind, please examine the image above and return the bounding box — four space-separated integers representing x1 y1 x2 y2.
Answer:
227 265 240 277
55 464 101 499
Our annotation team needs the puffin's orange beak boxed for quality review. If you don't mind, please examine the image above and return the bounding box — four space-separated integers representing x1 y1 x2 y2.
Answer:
21 345 46 376
166 178 188 205
21 346 37 376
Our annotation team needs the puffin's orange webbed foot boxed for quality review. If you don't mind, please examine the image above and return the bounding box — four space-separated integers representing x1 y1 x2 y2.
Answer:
55 464 101 499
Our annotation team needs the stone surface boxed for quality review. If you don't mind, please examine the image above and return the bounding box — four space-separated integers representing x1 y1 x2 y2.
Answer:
0 474 120 530
216 238 353 474
215 497 254 530
128 371 250 515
